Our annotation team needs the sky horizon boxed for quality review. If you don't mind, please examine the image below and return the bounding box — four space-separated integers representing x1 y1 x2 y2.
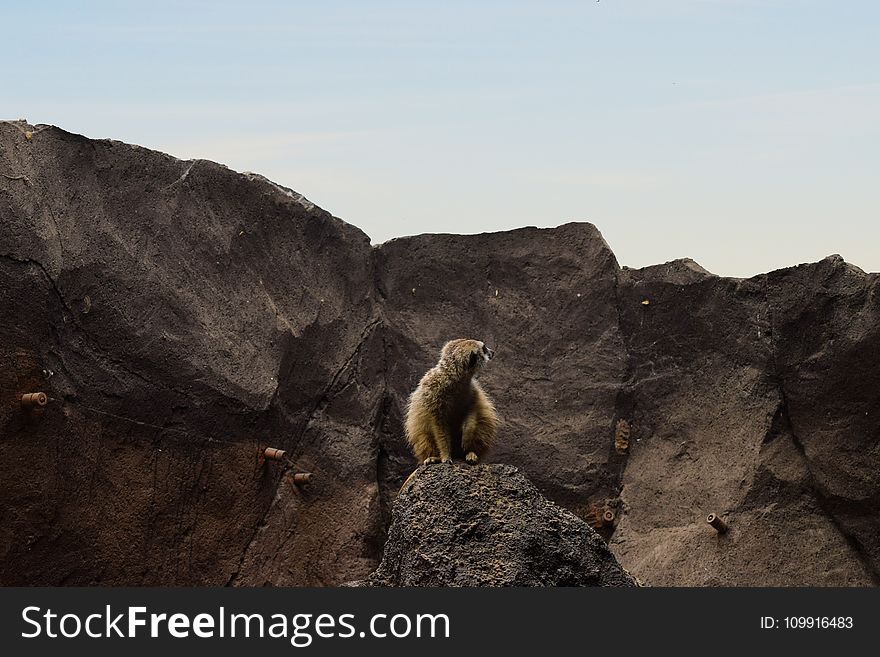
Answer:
4 1 878 276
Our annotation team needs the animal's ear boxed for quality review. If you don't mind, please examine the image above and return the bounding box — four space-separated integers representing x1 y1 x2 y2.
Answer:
468 351 479 367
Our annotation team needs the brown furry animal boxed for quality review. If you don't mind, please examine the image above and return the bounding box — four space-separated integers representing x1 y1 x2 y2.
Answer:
405 339 499 465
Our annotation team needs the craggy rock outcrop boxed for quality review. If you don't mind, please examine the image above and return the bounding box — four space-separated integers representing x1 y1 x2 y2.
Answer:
1 120 878 586
609 259 878 585
0 121 381 585
360 464 636 586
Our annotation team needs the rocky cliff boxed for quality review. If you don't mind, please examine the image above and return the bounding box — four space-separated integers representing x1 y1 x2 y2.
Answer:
1 120 877 586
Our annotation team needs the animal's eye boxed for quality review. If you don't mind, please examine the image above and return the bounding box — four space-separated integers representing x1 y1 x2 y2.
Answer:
482 345 488 353
469 352 479 367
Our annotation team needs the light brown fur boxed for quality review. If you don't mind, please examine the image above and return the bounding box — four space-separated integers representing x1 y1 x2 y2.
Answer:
405 339 499 465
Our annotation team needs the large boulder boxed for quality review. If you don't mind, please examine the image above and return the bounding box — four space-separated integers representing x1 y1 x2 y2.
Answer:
0 120 382 585
607 257 879 586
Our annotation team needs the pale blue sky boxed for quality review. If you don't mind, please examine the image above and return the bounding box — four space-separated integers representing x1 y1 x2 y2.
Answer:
4 1 878 276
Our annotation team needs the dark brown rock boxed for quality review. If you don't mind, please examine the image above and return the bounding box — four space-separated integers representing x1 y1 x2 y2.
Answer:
1 121 380 585
609 259 878 585
374 223 627 523
2 120 878 586
358 464 637 587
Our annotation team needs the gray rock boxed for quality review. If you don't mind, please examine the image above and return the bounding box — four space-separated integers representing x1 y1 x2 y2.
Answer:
360 464 636 587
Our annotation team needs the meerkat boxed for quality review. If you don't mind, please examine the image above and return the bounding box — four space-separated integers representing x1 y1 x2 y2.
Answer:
405 338 499 465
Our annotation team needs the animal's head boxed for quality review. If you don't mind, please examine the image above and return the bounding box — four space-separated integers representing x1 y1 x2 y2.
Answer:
440 339 495 371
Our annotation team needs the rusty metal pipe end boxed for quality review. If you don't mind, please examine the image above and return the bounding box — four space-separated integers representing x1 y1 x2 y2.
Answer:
292 472 313 486
707 513 728 534
263 447 286 461
21 392 48 408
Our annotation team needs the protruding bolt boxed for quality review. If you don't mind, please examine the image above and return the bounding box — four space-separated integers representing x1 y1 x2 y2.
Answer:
263 447 286 461
707 513 728 534
292 473 313 486
603 509 615 525
21 392 48 409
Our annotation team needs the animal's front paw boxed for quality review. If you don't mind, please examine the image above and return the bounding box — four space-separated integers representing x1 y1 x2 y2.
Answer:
441 457 453 464
423 456 442 465
465 452 479 465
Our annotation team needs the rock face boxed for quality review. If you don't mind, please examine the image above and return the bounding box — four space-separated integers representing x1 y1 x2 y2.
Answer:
375 224 626 515
608 257 880 586
361 464 636 586
1 120 878 586
0 121 380 586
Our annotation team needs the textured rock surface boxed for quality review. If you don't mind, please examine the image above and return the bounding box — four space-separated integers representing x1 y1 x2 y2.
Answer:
609 258 878 585
0 121 381 585
360 464 636 586
1 120 878 586
374 224 627 523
